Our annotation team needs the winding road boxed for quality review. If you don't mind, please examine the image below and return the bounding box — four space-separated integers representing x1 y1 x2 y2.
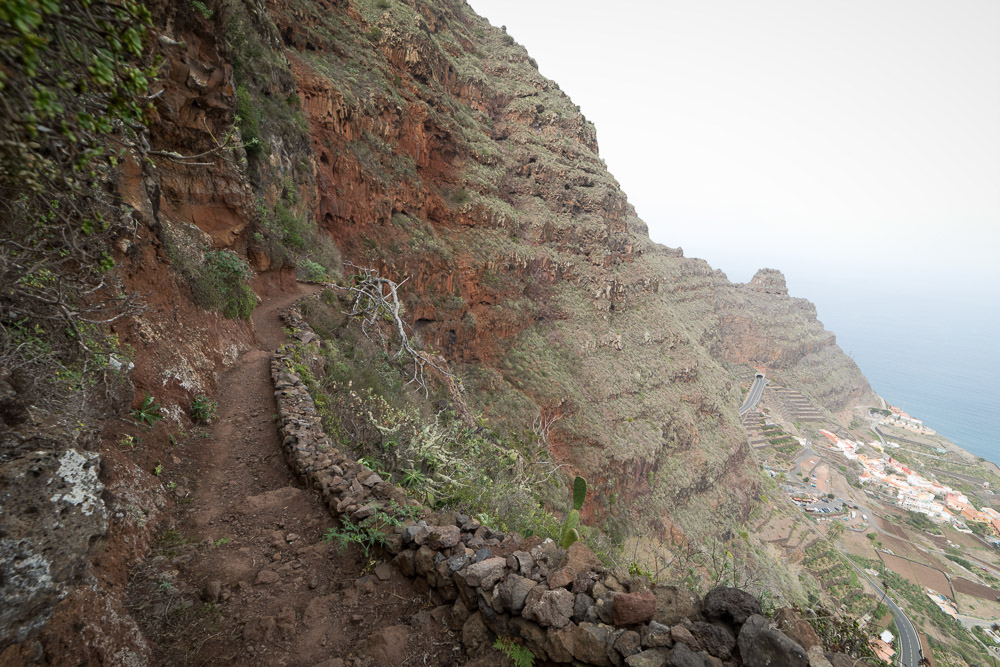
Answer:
841 553 922 667
740 373 768 416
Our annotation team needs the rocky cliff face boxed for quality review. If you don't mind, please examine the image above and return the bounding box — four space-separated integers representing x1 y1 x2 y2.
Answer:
255 0 754 544
240 0 874 543
711 269 877 422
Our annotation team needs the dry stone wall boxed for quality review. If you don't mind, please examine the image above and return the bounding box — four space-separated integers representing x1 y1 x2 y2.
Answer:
269 296 870 667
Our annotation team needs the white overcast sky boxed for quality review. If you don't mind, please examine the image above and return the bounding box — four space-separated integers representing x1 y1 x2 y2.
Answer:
468 0 1000 317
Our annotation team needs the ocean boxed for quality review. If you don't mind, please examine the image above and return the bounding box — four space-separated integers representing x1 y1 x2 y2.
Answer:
804 289 998 463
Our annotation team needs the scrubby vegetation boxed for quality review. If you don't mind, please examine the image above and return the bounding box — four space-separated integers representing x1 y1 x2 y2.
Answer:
220 0 341 283
0 0 154 414
292 290 570 541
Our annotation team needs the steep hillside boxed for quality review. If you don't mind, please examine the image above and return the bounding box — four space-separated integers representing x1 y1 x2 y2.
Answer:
0 0 877 660
248 0 875 543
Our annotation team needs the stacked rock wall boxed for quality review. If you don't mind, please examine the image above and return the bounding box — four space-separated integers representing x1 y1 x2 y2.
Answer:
269 296 868 667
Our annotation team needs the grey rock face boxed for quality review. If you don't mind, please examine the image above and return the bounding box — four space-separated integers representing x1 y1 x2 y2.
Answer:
666 642 711 667
641 621 674 648
523 587 575 628
0 449 108 646
496 574 538 613
688 621 735 659
653 586 701 626
738 614 809 667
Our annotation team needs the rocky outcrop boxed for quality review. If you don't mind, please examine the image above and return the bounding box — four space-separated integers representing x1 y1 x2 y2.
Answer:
709 268 877 422
0 449 106 646
262 0 764 544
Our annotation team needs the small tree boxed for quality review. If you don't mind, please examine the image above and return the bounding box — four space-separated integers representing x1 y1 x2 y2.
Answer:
828 521 845 540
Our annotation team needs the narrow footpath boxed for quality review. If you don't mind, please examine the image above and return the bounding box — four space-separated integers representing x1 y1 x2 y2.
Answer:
127 284 468 666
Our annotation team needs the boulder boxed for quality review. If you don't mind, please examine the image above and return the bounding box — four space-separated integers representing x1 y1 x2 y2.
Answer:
463 557 506 589
574 623 615 667
594 595 615 624
496 574 537 613
414 545 438 577
640 621 673 648
701 587 762 627
573 571 596 595
613 592 656 626
688 622 735 660
509 550 535 576
574 593 595 622
653 586 701 626
509 616 549 658
626 648 671 667
412 524 462 549
523 586 575 628
548 567 576 589
737 614 768 659
738 614 808 667
546 623 578 663
671 624 700 651
566 541 602 573
665 643 710 667
614 630 642 657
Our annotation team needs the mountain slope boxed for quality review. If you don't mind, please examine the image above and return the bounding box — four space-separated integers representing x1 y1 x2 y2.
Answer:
246 0 876 542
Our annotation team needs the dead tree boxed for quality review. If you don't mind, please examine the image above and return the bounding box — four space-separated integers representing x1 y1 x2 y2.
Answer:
338 265 452 396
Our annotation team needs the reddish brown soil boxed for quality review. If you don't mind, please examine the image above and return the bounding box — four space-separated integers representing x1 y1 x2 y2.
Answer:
874 517 908 540
952 577 1000 602
880 535 938 567
879 553 952 598
126 283 472 666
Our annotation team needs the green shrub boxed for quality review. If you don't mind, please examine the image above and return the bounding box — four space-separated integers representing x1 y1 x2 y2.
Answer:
191 250 256 319
190 0 212 18
0 0 153 412
298 259 328 282
191 394 218 423
322 502 415 557
235 85 266 157
272 200 308 248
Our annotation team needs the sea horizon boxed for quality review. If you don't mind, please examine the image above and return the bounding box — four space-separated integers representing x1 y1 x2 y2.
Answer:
815 293 998 467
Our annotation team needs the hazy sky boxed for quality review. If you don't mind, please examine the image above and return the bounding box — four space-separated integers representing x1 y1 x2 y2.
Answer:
468 0 1000 309
468 0 1000 453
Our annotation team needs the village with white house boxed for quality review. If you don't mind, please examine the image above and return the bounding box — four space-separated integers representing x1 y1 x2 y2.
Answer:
744 383 1000 666
816 414 1000 538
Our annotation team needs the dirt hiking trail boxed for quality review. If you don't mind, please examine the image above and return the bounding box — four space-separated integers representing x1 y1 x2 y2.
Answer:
127 283 475 666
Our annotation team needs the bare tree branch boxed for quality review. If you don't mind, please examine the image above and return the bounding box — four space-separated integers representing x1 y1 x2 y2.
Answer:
333 265 453 396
